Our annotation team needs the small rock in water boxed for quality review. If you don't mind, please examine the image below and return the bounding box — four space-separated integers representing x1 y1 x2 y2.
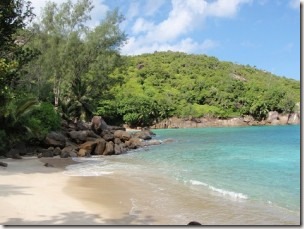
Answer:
44 163 54 167
0 162 8 167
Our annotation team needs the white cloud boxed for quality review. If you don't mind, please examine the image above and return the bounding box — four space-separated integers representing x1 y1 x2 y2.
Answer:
121 37 218 55
289 0 299 9
132 18 155 34
122 0 250 55
206 0 252 18
126 1 140 20
144 0 166 16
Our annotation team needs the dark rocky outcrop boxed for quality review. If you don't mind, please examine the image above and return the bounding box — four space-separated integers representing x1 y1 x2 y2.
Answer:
69 130 99 144
125 137 142 149
0 161 8 167
17 116 161 159
133 130 153 140
44 131 66 148
103 141 115 155
94 139 107 155
61 145 78 158
114 130 131 141
101 130 115 141
91 116 109 134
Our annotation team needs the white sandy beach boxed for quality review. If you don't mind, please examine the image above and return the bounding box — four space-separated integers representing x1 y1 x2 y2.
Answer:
0 158 112 225
0 157 168 225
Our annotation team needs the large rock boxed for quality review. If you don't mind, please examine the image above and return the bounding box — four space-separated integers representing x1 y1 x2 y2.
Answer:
44 131 66 148
53 147 62 156
0 162 8 167
38 149 54 158
125 137 142 149
94 139 107 155
61 145 78 158
91 116 109 134
114 143 127 155
101 130 115 141
103 141 114 155
6 142 26 158
76 121 91 131
78 148 90 157
288 113 300 125
142 139 162 147
79 141 98 151
114 130 131 141
133 130 152 140
267 111 279 123
69 130 99 143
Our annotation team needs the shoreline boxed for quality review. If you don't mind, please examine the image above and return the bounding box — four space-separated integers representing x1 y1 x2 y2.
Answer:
0 124 300 225
0 155 300 225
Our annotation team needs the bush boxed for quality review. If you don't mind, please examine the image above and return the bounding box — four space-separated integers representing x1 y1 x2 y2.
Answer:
24 102 61 139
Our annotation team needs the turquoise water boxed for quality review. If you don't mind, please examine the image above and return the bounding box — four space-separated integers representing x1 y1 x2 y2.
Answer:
148 125 300 211
65 125 300 224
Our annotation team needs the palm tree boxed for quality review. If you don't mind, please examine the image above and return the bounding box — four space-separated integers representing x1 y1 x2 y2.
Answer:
0 97 38 152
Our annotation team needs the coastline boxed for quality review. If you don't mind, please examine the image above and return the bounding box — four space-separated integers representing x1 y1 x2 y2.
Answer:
0 125 300 225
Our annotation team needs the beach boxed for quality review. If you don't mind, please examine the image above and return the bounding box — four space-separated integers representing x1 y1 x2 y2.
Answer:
0 157 112 225
0 157 168 225
0 126 300 226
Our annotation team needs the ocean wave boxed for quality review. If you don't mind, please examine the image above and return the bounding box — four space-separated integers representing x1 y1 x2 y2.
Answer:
63 160 114 176
189 180 248 200
63 169 113 176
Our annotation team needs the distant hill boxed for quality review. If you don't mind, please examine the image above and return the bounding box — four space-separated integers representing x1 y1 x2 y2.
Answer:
97 51 300 127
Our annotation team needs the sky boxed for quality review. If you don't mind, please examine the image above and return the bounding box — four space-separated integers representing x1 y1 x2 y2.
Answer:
30 0 300 80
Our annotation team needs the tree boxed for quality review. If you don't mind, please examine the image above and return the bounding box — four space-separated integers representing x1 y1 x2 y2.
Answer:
24 0 126 121
0 0 38 154
0 0 35 104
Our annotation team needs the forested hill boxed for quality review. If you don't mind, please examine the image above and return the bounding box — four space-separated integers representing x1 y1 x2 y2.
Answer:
98 51 300 126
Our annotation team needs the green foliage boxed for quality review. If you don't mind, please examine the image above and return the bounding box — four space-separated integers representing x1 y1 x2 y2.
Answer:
98 51 300 126
0 96 38 154
22 0 127 122
24 102 61 138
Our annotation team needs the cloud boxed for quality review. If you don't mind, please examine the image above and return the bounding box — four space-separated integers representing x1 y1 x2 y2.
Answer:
125 0 140 20
132 18 155 34
206 0 252 18
122 0 250 55
144 0 167 16
121 37 218 55
289 0 299 9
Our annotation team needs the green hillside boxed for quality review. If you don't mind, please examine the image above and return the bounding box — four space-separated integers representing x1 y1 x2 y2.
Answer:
98 51 300 127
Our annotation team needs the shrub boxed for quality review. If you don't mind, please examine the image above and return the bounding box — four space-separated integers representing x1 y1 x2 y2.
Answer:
24 102 61 139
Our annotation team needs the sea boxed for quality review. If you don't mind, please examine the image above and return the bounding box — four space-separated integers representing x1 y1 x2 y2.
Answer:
64 125 300 225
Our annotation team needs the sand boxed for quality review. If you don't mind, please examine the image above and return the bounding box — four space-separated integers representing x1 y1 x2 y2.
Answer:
0 157 112 225
0 157 168 226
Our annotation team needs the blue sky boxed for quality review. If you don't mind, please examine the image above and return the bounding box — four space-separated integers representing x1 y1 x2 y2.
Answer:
31 0 300 80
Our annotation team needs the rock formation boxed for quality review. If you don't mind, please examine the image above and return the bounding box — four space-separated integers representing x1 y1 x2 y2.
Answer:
11 116 161 159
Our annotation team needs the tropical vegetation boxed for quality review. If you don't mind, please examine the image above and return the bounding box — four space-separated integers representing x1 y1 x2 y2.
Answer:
0 0 300 154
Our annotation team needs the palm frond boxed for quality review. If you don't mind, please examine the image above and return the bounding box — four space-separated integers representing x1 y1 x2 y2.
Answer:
15 98 39 121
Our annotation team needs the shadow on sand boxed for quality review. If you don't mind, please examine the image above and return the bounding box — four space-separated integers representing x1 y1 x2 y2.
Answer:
0 185 32 197
2 210 157 225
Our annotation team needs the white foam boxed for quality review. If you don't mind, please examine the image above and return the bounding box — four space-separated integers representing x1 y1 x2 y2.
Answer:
208 186 248 200
63 159 115 176
189 180 248 200
63 169 113 176
189 180 208 186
